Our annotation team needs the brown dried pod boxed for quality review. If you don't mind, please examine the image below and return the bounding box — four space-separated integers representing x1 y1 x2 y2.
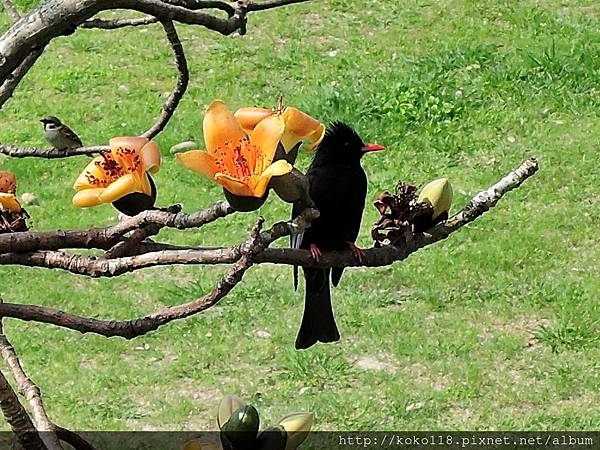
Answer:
371 181 435 247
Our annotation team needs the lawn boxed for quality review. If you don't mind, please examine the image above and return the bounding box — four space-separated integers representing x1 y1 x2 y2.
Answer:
0 0 599 434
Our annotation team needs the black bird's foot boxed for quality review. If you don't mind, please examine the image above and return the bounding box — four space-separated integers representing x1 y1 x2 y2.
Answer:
309 244 322 262
347 241 365 264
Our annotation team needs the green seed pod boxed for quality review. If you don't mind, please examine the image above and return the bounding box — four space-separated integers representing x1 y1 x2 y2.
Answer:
279 412 314 450
417 178 453 220
170 141 198 154
220 405 260 450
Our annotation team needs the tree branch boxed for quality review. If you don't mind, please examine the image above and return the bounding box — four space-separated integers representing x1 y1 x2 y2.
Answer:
0 0 309 86
0 158 536 347
0 0 21 22
0 145 108 159
0 200 232 254
81 16 159 29
55 428 97 450
0 49 44 107
247 0 308 12
0 323 63 450
0 159 538 276
0 209 318 337
142 20 189 139
0 369 46 450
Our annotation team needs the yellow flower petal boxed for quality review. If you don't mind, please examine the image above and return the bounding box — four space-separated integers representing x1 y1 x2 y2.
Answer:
72 188 105 208
234 107 273 133
73 156 108 191
140 172 152 196
204 101 246 156
303 123 326 151
141 140 161 174
176 150 218 180
281 107 324 152
98 173 143 203
214 173 253 197
252 159 292 198
250 114 285 174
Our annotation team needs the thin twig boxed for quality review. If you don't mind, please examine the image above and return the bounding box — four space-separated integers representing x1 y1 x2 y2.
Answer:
0 0 20 22
0 323 63 450
0 145 107 159
247 0 309 12
0 49 43 107
142 20 189 139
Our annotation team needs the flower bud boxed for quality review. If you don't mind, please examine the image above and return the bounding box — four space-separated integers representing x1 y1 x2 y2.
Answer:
279 412 314 450
170 141 198 155
417 178 453 219
217 395 246 429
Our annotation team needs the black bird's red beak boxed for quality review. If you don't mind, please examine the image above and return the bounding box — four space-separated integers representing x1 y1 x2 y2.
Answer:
361 143 385 153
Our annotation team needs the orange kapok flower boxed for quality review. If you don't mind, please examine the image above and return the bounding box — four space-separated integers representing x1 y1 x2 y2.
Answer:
0 171 21 213
73 136 160 208
235 103 325 153
177 100 292 198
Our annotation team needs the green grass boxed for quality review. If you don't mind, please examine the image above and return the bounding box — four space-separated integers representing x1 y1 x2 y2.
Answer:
1 0 599 432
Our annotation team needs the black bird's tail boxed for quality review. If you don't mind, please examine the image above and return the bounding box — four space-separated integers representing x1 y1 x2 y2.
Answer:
295 268 340 350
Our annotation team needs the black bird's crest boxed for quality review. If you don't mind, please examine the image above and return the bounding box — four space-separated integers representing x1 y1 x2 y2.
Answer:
310 121 366 168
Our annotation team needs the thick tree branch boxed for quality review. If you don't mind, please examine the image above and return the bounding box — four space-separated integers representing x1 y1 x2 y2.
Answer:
0 209 318 336
55 428 97 450
0 159 536 342
0 207 318 276
142 20 189 139
0 0 309 86
81 16 159 29
0 369 46 450
0 159 538 277
0 200 232 254
0 323 63 450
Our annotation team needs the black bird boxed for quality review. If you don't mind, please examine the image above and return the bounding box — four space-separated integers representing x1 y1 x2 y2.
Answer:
292 122 384 349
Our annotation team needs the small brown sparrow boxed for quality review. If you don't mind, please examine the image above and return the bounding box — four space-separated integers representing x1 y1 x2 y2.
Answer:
40 116 83 149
